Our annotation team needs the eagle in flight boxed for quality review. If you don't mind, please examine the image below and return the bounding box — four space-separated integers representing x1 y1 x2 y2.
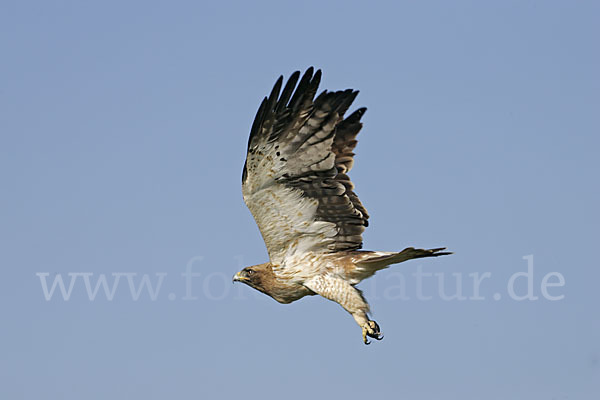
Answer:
234 68 450 344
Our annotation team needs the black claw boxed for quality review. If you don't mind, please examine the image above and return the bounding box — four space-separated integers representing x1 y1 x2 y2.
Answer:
363 320 384 344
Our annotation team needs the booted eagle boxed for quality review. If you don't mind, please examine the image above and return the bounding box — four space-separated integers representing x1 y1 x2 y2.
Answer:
234 68 450 344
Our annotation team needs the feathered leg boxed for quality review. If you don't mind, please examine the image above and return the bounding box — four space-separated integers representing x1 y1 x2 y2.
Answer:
304 275 383 344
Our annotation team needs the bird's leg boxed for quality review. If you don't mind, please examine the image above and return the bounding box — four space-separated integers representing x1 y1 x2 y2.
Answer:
304 275 384 345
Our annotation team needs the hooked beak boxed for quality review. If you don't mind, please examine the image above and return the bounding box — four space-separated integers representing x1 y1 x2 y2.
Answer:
232 271 249 283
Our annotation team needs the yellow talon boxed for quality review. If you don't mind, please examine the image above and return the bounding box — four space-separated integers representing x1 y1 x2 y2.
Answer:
361 320 383 345
362 326 371 345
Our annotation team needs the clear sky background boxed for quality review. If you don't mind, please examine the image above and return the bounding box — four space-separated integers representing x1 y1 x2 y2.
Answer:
1 1 599 399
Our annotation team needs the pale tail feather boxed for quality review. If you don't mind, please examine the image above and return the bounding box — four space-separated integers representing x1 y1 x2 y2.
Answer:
356 247 452 272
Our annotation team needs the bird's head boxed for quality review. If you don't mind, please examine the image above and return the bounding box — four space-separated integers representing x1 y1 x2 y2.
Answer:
233 262 312 304
232 262 273 294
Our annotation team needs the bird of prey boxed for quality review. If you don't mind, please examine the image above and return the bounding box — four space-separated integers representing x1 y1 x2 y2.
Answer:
234 67 450 344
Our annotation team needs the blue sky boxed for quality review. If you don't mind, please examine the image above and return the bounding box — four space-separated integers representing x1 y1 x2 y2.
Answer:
1 1 599 399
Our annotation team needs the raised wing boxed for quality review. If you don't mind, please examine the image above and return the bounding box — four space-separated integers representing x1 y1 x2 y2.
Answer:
242 68 369 264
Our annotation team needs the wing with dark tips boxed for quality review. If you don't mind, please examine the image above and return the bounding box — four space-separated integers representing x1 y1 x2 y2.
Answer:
242 68 369 264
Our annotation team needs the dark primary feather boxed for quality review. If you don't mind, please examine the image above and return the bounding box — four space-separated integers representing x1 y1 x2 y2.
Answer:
243 67 369 252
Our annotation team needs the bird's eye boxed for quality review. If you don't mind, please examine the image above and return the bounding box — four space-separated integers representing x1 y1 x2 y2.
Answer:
246 269 254 275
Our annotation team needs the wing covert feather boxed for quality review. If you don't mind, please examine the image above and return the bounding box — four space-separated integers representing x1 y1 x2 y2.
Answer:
242 68 369 264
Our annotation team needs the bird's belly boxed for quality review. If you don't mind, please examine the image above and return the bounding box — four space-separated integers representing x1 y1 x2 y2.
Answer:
269 283 314 304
